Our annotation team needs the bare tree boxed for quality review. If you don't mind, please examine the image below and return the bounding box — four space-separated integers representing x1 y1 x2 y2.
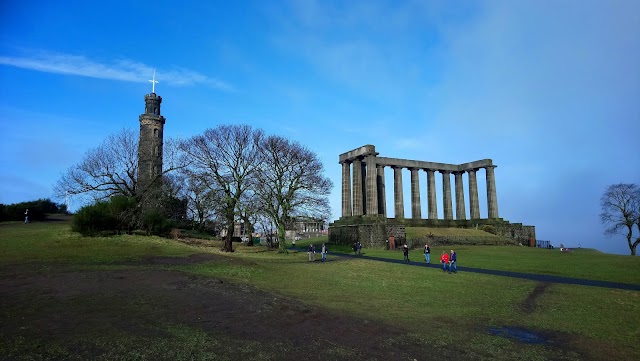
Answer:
600 183 640 255
54 128 184 205
255 135 332 251
236 190 263 246
179 125 264 252
182 173 224 231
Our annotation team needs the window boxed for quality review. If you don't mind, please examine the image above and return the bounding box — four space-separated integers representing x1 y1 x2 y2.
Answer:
154 129 158 137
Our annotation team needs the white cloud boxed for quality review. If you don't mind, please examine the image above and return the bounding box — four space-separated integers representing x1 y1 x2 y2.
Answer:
0 50 233 91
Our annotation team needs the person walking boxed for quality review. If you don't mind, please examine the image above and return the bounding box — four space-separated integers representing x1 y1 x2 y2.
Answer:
424 244 431 264
321 243 328 262
353 242 358 256
449 249 457 273
403 243 410 264
440 251 449 272
356 241 362 256
308 244 316 262
24 209 29 224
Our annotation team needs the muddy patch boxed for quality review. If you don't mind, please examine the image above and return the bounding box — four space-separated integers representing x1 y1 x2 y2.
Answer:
489 326 548 344
521 282 551 313
0 268 428 360
132 252 222 265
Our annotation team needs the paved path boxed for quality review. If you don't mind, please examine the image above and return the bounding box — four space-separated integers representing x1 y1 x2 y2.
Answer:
324 251 640 291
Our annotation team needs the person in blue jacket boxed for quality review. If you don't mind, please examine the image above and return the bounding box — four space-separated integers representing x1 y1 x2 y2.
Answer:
449 249 457 273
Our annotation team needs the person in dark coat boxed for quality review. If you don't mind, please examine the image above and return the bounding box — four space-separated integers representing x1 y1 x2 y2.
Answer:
424 244 431 264
449 249 457 273
308 244 316 262
403 243 410 263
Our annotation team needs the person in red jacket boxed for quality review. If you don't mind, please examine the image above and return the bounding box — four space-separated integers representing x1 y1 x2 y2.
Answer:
440 251 449 272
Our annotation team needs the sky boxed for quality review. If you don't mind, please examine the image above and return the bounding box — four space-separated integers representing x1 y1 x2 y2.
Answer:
1 0 639 255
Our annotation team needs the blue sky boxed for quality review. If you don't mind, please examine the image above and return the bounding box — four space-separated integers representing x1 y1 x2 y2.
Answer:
1 0 638 255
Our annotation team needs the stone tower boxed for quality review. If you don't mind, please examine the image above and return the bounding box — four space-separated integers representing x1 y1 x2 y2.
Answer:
137 92 166 194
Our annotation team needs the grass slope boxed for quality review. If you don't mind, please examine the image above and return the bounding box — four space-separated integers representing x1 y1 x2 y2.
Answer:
1 222 639 360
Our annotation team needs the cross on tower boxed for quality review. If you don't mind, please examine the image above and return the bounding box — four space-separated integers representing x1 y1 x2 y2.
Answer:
149 70 159 93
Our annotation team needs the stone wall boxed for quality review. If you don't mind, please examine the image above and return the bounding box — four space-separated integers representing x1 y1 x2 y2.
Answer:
494 223 536 243
328 223 386 248
329 216 536 248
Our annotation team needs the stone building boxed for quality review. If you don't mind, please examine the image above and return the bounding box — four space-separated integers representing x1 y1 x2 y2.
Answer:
329 145 535 247
285 216 327 240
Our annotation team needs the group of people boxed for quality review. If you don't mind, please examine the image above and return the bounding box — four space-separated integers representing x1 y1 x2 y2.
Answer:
439 249 457 273
352 241 363 256
405 243 458 273
307 243 328 262
306 240 457 273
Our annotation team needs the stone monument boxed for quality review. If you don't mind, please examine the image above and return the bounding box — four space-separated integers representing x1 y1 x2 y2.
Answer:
329 145 535 247
137 70 166 197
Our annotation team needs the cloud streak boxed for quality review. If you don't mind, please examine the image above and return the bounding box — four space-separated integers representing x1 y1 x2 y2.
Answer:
0 50 233 91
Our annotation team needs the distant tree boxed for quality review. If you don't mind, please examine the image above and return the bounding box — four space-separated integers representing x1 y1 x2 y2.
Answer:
600 183 640 256
255 135 332 251
179 125 265 252
0 199 66 222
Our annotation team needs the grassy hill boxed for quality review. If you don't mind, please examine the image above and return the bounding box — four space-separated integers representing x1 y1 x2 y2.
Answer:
1 221 639 361
406 226 501 238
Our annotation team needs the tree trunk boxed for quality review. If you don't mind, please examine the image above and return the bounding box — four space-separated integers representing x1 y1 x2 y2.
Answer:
224 210 234 252
627 225 635 256
277 222 287 253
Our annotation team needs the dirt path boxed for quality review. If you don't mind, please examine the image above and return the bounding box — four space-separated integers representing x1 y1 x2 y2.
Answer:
0 256 431 361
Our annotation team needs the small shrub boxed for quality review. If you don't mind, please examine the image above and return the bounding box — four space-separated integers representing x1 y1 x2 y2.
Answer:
72 201 118 236
142 210 173 236
482 225 497 235
170 228 182 239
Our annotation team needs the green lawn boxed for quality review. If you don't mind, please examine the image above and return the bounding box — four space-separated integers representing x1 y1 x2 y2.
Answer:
293 235 640 284
0 222 195 266
2 221 639 360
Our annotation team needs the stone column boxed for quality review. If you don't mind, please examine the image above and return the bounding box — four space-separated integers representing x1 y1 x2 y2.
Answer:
393 166 404 219
352 158 363 216
441 170 453 220
426 169 437 219
486 165 499 218
365 155 378 215
468 168 480 219
410 168 422 219
453 171 466 220
341 161 352 217
377 165 386 217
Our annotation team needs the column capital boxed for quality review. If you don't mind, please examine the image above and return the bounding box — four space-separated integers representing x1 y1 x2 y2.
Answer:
484 165 497 170
452 170 465 175
439 169 451 175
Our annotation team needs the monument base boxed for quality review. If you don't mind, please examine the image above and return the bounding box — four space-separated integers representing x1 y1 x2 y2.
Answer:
328 217 535 248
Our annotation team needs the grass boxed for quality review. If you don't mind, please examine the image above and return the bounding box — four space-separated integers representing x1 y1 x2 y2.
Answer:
176 250 639 340
290 233 640 284
0 222 195 266
406 226 500 238
2 221 640 360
